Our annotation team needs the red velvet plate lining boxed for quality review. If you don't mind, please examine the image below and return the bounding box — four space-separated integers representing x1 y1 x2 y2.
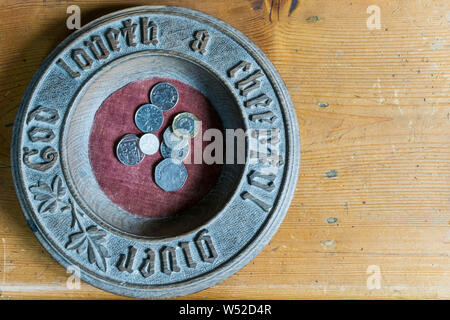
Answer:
88 78 223 218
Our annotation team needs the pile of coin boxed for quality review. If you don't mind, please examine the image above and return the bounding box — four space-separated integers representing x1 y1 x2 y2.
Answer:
115 82 200 192
155 112 199 191
160 112 200 161
116 82 179 167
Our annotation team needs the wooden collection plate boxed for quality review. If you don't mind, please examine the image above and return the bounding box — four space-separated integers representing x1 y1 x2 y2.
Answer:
11 6 300 298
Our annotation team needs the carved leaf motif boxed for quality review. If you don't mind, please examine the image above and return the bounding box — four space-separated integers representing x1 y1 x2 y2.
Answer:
84 227 110 271
76 241 88 255
66 204 110 272
40 199 57 214
29 175 68 214
52 175 66 198
87 241 108 272
29 182 52 201
66 232 87 250
86 226 107 240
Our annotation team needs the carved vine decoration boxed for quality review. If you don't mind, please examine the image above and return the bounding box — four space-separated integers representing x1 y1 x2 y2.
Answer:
65 199 110 272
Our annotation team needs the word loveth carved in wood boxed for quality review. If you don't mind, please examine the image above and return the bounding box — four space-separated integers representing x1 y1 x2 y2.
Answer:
57 18 161 78
12 7 299 298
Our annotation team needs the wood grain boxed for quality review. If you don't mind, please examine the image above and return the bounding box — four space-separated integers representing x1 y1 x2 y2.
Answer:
0 0 449 299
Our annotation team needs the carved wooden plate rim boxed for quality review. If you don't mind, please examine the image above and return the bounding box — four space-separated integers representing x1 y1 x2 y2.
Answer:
11 5 300 298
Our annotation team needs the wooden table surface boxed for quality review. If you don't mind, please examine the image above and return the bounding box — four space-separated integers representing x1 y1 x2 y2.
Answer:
1 0 449 299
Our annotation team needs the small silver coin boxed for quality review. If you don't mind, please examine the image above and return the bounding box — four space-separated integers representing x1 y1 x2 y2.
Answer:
134 104 164 133
150 82 179 111
116 134 145 166
160 141 190 161
163 126 188 149
139 133 159 155
172 112 200 138
154 158 188 192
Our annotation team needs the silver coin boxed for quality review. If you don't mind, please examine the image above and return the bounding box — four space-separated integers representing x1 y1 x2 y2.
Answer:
116 134 145 166
160 141 190 161
134 104 164 133
150 82 179 111
154 158 188 192
172 112 200 138
139 133 159 155
163 126 188 149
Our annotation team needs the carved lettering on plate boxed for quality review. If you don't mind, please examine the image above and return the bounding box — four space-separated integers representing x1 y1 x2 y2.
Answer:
228 61 251 78
26 106 59 125
248 170 276 192
228 61 278 124
236 70 264 97
72 48 93 70
113 230 218 278
57 19 161 78
24 106 59 171
195 229 218 263
85 35 110 60
245 94 273 109
160 246 180 275
117 246 137 273
141 17 158 46
56 59 80 78
27 127 55 143
139 248 156 278
121 19 137 47
106 28 121 52
179 241 197 269
23 147 58 172
241 191 271 212
249 111 278 123
190 30 210 54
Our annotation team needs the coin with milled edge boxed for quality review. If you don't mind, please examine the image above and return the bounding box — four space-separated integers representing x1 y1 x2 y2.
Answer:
150 82 179 111
172 112 200 139
134 104 164 133
163 126 188 149
160 141 190 161
155 158 188 192
138 133 159 155
116 134 145 166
